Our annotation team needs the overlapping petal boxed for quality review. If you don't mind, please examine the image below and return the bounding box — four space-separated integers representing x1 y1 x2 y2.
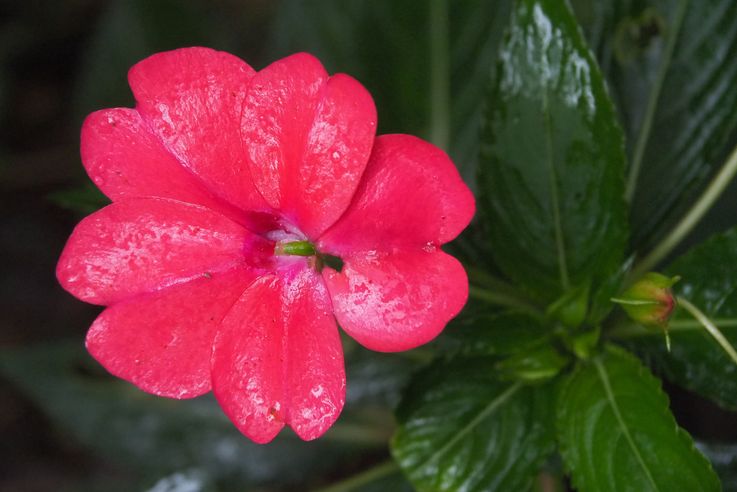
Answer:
323 250 468 352
242 53 376 238
318 134 475 254
86 266 257 399
211 268 345 443
57 197 264 305
81 108 242 219
128 47 267 213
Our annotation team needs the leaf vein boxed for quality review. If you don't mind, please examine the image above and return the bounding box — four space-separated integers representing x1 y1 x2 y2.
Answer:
594 358 659 491
417 381 523 471
542 88 570 290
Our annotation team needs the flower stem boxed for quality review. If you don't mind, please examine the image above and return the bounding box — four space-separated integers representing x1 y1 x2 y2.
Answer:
629 142 737 281
609 318 737 339
625 0 688 202
465 265 521 292
676 296 737 366
319 422 393 447
468 285 542 315
429 0 450 150
311 460 400 492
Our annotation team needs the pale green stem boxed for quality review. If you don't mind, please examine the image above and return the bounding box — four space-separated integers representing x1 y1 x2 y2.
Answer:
677 297 737 366
625 0 689 202
609 318 737 338
311 460 400 492
629 142 737 281
468 285 543 316
318 422 393 447
464 265 528 296
429 0 450 150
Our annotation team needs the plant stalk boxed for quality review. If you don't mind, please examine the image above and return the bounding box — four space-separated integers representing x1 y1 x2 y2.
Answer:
625 0 689 202
311 460 400 492
468 285 542 315
677 297 737 366
429 0 450 150
629 142 737 281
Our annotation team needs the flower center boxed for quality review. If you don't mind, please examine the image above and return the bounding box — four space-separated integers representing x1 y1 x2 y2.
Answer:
272 239 343 272
274 240 316 256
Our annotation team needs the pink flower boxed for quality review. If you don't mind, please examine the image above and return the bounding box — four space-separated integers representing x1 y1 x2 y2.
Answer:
56 47 474 443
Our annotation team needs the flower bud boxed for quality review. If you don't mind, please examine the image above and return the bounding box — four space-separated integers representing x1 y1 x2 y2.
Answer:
612 272 679 329
547 283 589 329
496 345 569 382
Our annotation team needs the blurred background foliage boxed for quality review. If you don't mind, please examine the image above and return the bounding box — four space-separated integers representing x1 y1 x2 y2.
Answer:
1 1 737 491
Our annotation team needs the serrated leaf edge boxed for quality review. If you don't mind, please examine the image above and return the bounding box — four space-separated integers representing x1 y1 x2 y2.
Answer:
556 345 719 492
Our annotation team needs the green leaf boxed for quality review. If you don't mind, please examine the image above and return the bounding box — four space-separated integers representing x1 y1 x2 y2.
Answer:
574 0 737 251
442 310 551 357
697 441 737 491
557 345 719 492
478 0 628 302
269 0 512 184
631 228 737 410
49 182 110 215
392 357 555 492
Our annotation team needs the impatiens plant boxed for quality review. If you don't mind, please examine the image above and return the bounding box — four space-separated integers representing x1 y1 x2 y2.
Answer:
3 0 733 490
55 48 474 443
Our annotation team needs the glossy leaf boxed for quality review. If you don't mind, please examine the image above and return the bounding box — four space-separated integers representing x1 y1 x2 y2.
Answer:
269 0 512 183
478 0 628 302
557 345 719 492
574 0 737 251
443 310 551 357
392 357 555 492
631 228 737 410
697 441 737 491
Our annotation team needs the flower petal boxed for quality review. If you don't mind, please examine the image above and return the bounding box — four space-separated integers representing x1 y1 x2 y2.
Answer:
86 266 256 399
322 249 468 352
57 197 263 305
211 268 345 443
318 134 475 254
242 53 376 238
81 107 241 219
128 47 267 212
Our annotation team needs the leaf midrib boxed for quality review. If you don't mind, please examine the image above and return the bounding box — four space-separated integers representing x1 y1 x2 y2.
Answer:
542 87 570 290
415 381 524 471
594 358 660 492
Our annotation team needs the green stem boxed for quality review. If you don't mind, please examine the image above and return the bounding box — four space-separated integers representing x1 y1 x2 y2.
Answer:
625 0 688 202
677 296 737 366
468 285 542 315
629 142 737 281
318 422 393 447
311 460 400 492
609 318 737 338
429 0 450 150
464 265 523 293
